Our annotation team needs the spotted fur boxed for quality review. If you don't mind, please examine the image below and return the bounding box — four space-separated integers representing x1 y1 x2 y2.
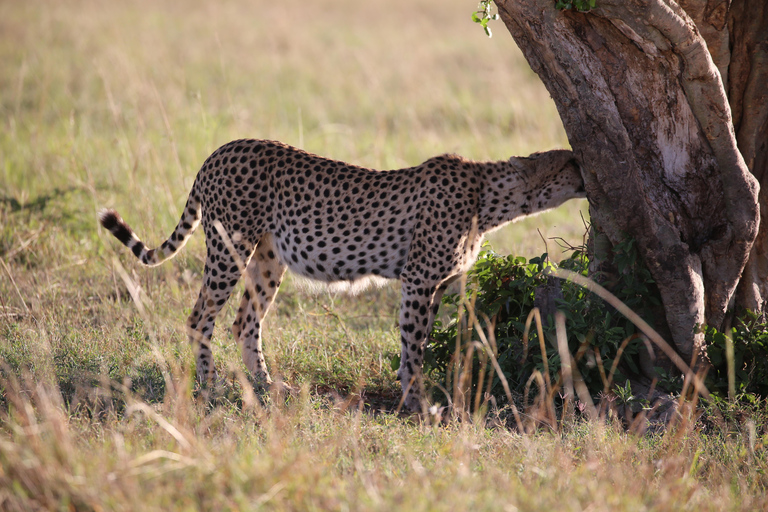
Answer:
100 139 585 411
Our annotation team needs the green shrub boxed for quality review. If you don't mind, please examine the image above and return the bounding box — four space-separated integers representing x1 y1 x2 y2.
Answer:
427 239 660 407
427 238 768 409
704 311 768 400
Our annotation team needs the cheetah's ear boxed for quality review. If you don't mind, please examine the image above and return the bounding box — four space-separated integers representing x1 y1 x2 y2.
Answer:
564 156 584 176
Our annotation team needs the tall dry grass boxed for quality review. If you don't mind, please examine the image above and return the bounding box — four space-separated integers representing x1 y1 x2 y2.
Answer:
1 346 766 511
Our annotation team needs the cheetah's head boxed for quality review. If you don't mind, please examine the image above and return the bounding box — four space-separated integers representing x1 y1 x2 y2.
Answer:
511 150 586 200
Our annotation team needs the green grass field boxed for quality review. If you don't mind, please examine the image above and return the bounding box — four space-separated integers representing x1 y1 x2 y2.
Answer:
1 0 765 509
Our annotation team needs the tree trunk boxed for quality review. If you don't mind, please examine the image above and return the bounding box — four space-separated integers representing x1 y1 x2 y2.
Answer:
730 0 768 314
494 0 765 367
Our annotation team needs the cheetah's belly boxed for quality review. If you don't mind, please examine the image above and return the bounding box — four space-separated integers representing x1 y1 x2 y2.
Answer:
272 226 411 283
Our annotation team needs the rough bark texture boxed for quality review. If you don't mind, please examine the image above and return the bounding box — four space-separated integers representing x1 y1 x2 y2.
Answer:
495 0 763 365
730 0 768 314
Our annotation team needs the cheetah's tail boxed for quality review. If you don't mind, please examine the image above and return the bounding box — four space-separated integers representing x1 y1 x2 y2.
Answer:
99 194 202 267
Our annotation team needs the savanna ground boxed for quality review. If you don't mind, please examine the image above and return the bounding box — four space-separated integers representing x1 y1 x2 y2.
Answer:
1 0 766 509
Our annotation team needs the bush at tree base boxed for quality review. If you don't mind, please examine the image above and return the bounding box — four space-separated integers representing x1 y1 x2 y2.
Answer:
424 241 768 409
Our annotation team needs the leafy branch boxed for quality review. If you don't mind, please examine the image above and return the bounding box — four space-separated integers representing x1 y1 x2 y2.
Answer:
471 1 499 38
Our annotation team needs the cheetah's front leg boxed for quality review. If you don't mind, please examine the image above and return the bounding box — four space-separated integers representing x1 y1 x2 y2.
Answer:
397 275 458 412
397 277 443 412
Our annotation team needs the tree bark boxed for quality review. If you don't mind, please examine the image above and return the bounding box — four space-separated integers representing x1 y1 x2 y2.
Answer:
729 0 768 314
494 0 764 366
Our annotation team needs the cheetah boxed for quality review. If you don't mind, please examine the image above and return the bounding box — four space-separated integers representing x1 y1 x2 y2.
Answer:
99 139 585 411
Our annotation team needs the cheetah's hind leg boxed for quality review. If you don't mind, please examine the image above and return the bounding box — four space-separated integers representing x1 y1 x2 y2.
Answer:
231 234 290 392
186 238 253 392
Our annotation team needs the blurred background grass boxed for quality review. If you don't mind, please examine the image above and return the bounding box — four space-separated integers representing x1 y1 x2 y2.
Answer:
0 0 590 396
0 0 586 259
0 0 590 397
